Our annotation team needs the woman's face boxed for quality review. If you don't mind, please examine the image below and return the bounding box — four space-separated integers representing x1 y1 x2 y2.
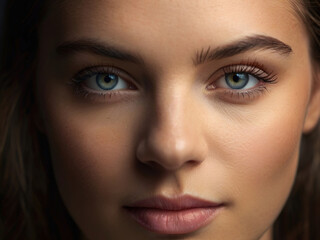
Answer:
36 0 320 239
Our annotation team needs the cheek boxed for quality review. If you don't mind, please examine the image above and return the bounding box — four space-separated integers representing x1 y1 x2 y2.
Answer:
217 92 308 230
233 108 303 183
49 123 130 200
232 115 300 196
42 97 144 231
229 123 300 234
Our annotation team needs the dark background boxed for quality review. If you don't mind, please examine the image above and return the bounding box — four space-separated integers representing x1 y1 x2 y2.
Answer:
0 0 6 46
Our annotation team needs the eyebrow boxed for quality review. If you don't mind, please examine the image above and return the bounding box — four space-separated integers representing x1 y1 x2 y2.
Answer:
56 34 292 66
56 39 145 65
194 34 292 66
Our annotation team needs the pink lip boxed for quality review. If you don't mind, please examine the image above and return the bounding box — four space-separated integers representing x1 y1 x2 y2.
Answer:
124 195 224 235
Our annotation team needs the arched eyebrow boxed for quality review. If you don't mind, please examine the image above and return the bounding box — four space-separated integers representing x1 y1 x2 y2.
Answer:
56 34 292 66
56 39 145 65
193 34 292 66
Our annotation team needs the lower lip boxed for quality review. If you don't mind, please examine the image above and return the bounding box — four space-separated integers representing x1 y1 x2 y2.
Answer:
124 206 221 235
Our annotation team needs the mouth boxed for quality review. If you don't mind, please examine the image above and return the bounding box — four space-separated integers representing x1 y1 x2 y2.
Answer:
123 194 224 235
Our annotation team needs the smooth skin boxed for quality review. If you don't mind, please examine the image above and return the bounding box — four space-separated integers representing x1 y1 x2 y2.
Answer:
35 0 320 239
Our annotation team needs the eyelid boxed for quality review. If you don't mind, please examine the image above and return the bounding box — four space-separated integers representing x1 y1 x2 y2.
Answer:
67 65 140 103
204 61 278 103
222 64 276 82
72 65 137 86
206 61 278 89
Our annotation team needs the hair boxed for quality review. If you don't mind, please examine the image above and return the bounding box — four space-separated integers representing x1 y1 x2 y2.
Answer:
0 0 319 239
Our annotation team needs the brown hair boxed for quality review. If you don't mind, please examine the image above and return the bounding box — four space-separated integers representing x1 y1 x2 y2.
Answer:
273 1 320 239
0 0 319 239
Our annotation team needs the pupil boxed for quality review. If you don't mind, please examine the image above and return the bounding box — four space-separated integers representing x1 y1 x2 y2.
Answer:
233 74 240 82
105 74 117 83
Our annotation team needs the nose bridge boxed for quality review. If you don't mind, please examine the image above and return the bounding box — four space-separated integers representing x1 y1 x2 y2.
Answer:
136 82 207 171
154 83 187 135
153 88 190 154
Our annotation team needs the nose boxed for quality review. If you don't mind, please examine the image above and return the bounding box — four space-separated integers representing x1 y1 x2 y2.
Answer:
136 88 208 172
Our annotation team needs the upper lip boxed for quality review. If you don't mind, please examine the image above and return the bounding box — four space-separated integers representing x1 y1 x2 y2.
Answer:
124 194 222 211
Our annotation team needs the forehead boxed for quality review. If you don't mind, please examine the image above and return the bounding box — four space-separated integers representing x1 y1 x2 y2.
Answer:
48 0 300 32
42 0 306 68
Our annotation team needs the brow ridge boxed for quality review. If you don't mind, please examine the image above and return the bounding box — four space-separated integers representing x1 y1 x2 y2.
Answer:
194 34 292 66
56 39 144 64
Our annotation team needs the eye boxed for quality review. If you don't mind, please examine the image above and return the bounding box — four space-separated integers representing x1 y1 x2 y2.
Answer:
206 63 278 103
84 72 130 91
216 73 259 90
68 66 139 103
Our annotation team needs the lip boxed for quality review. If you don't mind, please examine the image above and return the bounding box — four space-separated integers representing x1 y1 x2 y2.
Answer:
124 195 224 235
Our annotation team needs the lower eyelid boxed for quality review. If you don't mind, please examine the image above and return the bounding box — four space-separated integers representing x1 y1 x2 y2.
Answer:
71 82 139 103
215 85 269 103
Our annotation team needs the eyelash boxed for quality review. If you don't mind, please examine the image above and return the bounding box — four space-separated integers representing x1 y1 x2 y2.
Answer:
211 62 278 102
68 62 278 103
67 66 137 102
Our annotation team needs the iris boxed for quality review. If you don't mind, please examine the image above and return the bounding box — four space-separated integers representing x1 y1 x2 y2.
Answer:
96 73 119 90
225 73 249 89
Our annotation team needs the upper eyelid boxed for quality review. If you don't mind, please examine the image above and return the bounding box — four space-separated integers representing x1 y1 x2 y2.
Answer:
209 63 274 81
221 64 269 76
73 66 121 80
73 65 138 86
223 65 259 73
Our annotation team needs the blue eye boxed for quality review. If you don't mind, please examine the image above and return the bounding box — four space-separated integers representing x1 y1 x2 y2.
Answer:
225 73 249 89
216 72 259 90
96 73 119 90
83 72 130 91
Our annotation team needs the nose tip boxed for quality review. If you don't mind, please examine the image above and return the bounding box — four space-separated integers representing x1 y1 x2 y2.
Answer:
136 128 207 171
136 84 208 172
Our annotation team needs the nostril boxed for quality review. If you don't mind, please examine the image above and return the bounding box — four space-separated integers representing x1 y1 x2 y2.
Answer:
186 159 200 166
140 158 200 172
144 160 161 169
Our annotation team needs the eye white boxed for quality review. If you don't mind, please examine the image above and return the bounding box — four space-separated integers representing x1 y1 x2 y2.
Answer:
216 73 259 90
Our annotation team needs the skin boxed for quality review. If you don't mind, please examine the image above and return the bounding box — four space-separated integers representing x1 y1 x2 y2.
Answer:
35 0 320 239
